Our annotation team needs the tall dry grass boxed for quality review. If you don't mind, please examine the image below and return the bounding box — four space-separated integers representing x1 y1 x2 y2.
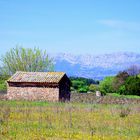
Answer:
0 101 140 140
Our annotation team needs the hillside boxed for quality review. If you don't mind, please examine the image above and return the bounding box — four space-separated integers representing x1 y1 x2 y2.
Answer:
53 52 140 80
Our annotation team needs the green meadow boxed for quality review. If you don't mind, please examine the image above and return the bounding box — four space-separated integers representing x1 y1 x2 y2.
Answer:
0 100 140 140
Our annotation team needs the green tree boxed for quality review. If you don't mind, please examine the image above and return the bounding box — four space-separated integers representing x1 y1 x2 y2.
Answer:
78 86 89 93
89 84 99 92
99 76 115 93
71 79 93 93
72 80 84 90
124 76 140 96
0 47 54 75
118 85 126 95
0 75 10 91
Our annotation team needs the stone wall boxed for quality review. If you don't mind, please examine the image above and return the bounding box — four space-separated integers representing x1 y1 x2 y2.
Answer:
70 93 140 104
7 86 59 101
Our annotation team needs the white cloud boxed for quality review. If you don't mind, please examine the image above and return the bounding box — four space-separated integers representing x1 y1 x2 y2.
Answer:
98 19 140 31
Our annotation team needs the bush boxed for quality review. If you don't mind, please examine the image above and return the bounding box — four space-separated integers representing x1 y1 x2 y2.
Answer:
72 80 84 90
124 76 140 96
118 85 126 95
0 83 7 91
0 75 9 91
78 86 89 93
70 77 99 93
100 89 106 96
99 76 115 94
89 84 99 92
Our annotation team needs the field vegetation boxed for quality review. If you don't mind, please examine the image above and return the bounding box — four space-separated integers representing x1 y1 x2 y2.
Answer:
0 100 140 140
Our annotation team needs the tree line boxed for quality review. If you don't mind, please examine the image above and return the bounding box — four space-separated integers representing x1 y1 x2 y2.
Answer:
70 77 99 93
100 65 140 96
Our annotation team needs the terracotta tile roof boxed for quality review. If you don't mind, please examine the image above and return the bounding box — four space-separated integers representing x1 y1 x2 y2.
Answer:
7 71 66 83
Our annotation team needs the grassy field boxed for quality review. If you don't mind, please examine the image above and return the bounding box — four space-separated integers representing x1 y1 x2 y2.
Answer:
0 100 140 140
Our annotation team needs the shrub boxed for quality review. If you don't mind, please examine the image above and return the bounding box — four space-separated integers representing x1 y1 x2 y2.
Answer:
0 75 9 91
78 86 89 93
70 77 99 93
0 83 7 91
118 85 126 95
124 76 140 96
99 76 115 94
89 84 99 92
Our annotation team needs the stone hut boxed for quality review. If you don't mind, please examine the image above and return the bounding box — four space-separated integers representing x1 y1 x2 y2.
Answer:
7 71 70 101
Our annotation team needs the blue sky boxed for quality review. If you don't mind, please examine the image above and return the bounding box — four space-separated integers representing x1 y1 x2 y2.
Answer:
0 0 140 55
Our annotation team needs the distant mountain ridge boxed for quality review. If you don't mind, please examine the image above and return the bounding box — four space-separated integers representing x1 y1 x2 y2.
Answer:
52 52 140 80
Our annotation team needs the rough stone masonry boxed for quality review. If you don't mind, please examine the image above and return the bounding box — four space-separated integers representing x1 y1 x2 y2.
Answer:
7 71 70 101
